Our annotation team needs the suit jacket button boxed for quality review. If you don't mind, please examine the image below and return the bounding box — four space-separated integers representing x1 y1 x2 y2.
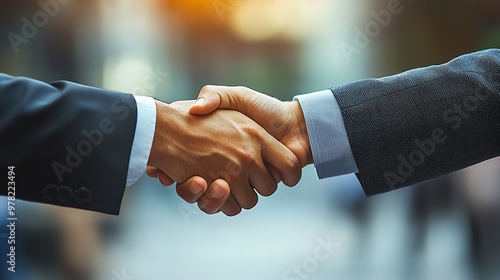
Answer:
74 187 92 204
57 185 74 202
42 184 59 200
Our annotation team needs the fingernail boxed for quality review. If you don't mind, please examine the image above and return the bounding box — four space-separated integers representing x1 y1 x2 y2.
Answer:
194 98 205 107
188 181 203 194
210 184 226 199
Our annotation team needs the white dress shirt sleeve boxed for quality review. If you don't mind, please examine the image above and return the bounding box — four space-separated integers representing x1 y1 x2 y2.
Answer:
294 89 359 178
126 95 156 186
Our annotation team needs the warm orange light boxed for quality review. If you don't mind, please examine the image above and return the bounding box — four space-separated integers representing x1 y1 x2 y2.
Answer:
229 0 331 42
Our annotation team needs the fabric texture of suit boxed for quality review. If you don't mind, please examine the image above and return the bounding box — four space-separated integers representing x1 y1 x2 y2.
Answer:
0 74 137 214
332 49 500 196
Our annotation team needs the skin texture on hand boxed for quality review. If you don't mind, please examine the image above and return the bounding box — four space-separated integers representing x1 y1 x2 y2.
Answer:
191 86 313 167
152 86 313 216
147 99 301 216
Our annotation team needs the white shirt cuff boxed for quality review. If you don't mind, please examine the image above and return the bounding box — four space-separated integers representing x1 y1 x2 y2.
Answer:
126 95 156 186
294 90 358 178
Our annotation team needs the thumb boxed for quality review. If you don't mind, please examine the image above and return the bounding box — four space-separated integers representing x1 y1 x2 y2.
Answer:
189 86 223 115
190 86 284 136
190 85 257 115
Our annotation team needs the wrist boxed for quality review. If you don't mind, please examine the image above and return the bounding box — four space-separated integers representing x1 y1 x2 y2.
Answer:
291 101 313 166
148 100 176 168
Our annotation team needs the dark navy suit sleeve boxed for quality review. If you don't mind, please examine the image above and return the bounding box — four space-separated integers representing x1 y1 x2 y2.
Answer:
331 49 500 196
0 74 138 215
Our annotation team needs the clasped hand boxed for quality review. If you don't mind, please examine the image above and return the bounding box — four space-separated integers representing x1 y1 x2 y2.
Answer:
146 86 313 216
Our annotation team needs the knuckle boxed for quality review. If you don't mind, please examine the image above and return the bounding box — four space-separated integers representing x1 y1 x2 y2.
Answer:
286 153 301 173
200 85 216 94
237 86 254 95
242 126 261 141
234 86 250 96
239 148 258 165
281 153 301 187
230 86 251 110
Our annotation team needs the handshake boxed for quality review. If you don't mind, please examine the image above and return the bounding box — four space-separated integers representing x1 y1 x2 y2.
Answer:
146 86 313 216
142 50 500 217
0 50 495 216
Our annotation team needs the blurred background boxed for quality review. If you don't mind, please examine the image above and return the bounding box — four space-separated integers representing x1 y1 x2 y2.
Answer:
0 0 499 279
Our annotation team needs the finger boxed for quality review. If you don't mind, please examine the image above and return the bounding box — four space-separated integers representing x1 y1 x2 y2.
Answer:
191 86 271 120
176 176 208 203
191 85 265 116
219 193 242 216
260 133 302 187
227 176 259 210
197 179 231 214
248 153 278 197
158 170 175 186
191 86 291 145
266 164 282 184
146 166 158 178
189 85 223 115
147 166 175 186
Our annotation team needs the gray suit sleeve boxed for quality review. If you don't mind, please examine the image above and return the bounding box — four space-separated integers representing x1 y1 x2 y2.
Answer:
0 74 138 214
332 49 500 196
